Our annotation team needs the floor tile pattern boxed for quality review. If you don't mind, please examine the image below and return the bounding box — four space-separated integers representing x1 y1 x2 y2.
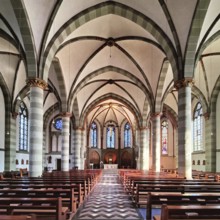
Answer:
73 169 143 220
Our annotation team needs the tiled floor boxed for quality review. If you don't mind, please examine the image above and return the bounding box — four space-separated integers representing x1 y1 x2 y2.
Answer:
73 169 144 220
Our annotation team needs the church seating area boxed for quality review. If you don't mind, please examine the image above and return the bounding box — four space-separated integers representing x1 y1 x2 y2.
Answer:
119 169 220 220
0 169 102 220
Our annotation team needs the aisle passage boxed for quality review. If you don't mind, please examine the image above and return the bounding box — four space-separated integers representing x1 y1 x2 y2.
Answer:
73 169 143 219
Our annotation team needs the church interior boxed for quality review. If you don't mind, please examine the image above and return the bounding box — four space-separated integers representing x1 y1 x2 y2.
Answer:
1 0 220 219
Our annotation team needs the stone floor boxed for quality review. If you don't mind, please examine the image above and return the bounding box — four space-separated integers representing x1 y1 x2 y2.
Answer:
72 169 144 220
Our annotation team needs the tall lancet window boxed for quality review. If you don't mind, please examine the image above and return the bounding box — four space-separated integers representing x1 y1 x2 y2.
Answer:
107 124 115 148
161 120 168 155
19 102 28 151
193 102 203 151
124 122 131 148
90 122 97 148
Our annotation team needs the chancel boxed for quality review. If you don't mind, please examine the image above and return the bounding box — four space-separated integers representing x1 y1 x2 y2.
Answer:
0 1 220 220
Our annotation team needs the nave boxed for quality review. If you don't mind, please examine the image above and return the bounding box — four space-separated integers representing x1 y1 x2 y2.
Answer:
73 169 143 220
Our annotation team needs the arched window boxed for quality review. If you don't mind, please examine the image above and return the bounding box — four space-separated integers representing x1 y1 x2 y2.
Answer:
90 122 97 148
161 120 168 155
124 122 131 148
19 102 28 151
107 124 115 148
193 102 203 151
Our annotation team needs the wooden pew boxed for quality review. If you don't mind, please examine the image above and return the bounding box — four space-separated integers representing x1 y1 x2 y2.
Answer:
0 215 36 220
0 179 88 199
146 192 220 220
0 197 68 220
0 187 78 213
135 183 220 206
153 204 220 220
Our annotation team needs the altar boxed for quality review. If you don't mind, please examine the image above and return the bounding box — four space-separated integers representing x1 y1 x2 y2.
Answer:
104 164 118 169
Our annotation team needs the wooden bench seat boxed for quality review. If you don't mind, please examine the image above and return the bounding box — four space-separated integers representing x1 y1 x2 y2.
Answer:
146 192 220 220
0 187 79 213
0 214 36 220
135 183 220 206
0 197 68 220
153 204 220 220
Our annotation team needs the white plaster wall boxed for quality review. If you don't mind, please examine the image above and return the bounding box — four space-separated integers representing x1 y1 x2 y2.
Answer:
16 152 29 171
0 150 5 171
192 153 206 171
216 92 220 171
0 88 5 149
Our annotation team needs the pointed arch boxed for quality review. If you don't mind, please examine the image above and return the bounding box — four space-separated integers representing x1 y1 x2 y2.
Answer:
41 2 179 82
68 65 153 112
10 0 37 77
79 93 142 128
53 58 67 112
155 59 170 112
184 0 210 77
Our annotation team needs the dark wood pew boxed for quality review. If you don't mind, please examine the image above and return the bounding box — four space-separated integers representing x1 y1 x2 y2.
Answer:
153 204 220 220
0 215 36 220
0 179 89 198
135 183 220 206
146 192 220 220
0 187 78 213
0 197 68 220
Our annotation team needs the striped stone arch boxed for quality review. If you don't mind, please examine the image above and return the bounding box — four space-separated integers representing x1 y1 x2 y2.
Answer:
205 75 220 171
13 86 29 113
191 86 209 114
10 0 37 77
142 98 149 127
184 0 210 78
72 98 80 127
79 93 142 128
163 103 178 125
41 1 179 81
43 103 60 129
155 59 169 112
53 59 67 112
195 30 220 66
0 72 16 170
68 65 153 111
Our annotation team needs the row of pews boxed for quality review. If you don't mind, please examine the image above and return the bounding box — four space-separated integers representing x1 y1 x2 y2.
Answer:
0 169 102 220
119 169 220 220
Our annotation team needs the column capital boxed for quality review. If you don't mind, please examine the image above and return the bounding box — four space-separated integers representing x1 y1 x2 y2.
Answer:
59 112 72 118
26 77 47 90
203 112 210 120
150 112 161 119
74 126 84 131
11 112 19 119
174 78 194 90
139 126 148 130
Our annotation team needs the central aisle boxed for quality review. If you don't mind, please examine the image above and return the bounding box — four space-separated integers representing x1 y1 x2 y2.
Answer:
73 169 143 219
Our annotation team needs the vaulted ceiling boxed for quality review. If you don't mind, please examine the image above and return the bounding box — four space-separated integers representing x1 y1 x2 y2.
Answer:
0 0 220 129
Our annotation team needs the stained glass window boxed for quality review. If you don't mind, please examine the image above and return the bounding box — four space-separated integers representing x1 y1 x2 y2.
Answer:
54 118 62 130
161 120 168 155
107 125 115 148
193 102 203 151
19 102 28 151
124 122 131 148
90 122 97 148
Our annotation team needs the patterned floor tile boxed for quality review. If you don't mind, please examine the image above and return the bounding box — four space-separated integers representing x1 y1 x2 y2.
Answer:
72 169 143 220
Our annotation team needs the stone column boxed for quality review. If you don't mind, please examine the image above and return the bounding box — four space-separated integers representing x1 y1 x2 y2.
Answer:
151 113 161 172
204 112 216 172
139 127 149 170
61 112 71 171
4 112 17 171
27 78 47 177
175 79 193 179
72 128 82 169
